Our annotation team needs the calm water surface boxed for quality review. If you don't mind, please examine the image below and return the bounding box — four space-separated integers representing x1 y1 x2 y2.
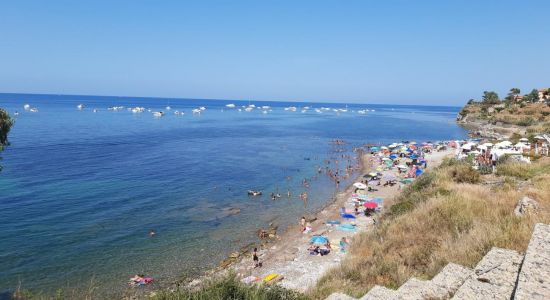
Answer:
0 93 466 295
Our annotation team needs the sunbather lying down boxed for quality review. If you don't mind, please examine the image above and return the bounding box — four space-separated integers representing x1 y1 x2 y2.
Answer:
129 274 154 286
308 245 331 256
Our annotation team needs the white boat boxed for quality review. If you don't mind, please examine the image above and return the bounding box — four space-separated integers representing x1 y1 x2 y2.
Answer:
315 108 322 113
152 111 164 117
262 110 267 114
261 106 270 110
166 106 172 110
192 108 201 114
23 104 30 110
199 106 206 111
244 107 253 112
225 103 236 108
30 108 39 112
13 112 20 116
174 110 184 115
93 109 98 113
248 104 255 108
237 108 242 112
77 104 85 110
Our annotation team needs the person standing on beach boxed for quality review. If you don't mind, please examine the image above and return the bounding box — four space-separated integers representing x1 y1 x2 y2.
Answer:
253 248 260 268
300 216 306 232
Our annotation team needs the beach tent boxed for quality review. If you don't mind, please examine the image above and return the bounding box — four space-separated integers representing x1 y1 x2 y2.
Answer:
310 236 329 245
370 146 379 151
495 141 513 149
353 182 367 189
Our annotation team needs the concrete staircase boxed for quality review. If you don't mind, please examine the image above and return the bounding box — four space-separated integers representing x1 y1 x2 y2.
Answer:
326 223 550 300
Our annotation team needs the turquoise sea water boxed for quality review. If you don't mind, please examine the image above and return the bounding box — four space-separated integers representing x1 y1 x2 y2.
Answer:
0 93 467 296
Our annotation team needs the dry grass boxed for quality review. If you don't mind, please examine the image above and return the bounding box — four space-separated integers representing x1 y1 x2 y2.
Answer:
309 158 550 299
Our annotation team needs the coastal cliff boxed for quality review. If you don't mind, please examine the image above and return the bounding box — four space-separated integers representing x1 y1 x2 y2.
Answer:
457 101 550 139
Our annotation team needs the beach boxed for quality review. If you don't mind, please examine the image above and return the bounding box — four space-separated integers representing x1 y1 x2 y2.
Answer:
206 147 455 292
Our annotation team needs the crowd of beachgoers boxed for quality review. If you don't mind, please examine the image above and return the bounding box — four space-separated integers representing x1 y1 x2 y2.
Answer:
192 139 456 291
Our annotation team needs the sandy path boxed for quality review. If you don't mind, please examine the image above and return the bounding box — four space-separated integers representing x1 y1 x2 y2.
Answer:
211 149 453 291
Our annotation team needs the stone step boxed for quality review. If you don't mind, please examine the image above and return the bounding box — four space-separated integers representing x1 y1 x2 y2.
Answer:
514 223 550 300
360 285 399 300
326 292 357 300
425 263 474 299
397 277 429 300
452 247 523 300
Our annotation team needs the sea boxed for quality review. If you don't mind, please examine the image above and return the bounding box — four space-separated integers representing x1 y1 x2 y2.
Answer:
0 93 467 296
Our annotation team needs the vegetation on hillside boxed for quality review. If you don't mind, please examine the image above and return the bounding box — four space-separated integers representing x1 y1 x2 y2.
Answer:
458 88 550 135
150 274 307 300
310 158 550 299
0 108 15 171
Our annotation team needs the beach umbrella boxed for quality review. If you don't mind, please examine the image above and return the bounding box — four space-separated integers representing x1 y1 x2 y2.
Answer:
380 146 389 150
401 178 415 184
364 201 378 209
397 164 408 169
337 224 357 232
353 182 367 189
410 154 418 159
310 236 329 245
383 173 396 180
341 213 356 219
389 154 398 159
370 146 379 151
373 197 384 204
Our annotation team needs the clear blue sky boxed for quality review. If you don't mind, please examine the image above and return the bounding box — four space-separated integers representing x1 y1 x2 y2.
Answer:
1 1 549 105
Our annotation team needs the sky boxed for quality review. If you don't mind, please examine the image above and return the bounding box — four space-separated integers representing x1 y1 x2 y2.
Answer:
0 1 549 106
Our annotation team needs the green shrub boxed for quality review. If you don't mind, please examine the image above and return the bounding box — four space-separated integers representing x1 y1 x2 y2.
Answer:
448 164 480 184
151 274 307 300
390 200 414 215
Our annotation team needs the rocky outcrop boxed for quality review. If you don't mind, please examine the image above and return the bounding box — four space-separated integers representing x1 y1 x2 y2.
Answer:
514 196 539 216
325 223 550 300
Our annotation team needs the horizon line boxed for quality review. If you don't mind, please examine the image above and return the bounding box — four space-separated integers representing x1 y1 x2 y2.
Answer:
0 91 463 108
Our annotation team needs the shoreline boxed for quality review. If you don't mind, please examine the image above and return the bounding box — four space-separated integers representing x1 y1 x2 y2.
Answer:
195 146 455 293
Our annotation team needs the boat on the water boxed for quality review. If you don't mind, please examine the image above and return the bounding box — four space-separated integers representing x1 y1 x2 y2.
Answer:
152 111 164 117
77 104 85 110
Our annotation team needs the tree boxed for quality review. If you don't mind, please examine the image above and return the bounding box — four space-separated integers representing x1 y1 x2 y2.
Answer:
505 88 521 103
467 99 475 105
481 91 500 105
524 89 539 103
0 108 14 171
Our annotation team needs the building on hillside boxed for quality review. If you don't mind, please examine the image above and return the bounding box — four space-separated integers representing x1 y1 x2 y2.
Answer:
538 88 550 102
514 95 525 102
532 135 550 156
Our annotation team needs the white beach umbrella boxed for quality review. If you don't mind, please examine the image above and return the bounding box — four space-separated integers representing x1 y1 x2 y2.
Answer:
353 182 367 189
